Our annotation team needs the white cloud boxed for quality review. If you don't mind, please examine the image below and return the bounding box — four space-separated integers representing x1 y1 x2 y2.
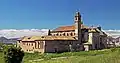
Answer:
0 29 119 39
104 30 120 38
0 29 49 39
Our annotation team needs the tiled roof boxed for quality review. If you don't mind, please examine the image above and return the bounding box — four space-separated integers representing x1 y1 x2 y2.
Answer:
21 36 76 41
53 24 88 32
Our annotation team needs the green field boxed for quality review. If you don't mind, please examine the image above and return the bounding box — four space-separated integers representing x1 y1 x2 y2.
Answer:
0 48 120 63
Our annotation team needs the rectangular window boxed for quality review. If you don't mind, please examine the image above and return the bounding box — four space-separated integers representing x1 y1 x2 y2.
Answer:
38 42 39 48
40 42 43 49
35 42 37 48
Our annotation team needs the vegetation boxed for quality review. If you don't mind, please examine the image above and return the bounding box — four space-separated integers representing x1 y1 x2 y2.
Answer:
23 48 120 63
4 47 24 63
0 46 120 63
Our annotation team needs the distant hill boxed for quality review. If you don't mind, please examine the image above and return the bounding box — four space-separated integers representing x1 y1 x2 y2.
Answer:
0 37 19 44
0 29 49 44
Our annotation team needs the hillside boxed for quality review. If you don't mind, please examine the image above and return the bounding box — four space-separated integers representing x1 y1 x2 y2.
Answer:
0 37 18 44
23 48 120 63
0 48 120 63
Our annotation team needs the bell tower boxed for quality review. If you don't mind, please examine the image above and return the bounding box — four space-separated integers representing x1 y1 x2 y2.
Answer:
74 12 82 43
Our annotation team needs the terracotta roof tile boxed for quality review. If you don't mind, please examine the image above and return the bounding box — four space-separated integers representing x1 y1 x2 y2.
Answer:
53 24 88 32
21 36 76 41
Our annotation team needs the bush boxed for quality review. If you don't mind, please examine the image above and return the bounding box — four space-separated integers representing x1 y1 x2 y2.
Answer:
4 47 24 63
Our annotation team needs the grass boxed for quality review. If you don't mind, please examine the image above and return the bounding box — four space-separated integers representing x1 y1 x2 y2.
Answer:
0 52 4 63
0 48 120 63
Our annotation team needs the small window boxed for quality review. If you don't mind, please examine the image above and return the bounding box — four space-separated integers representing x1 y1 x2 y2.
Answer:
70 33 73 36
28 37 31 39
75 16 77 20
74 33 76 35
41 36 44 38
31 43 33 46
69 42 73 45
56 34 58 36
67 33 69 36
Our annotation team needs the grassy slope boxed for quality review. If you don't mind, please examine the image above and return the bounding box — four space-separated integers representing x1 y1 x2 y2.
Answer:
39 52 120 63
0 48 120 63
23 48 120 63
0 52 4 63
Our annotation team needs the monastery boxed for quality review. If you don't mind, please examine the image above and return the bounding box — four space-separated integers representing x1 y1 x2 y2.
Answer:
17 11 108 53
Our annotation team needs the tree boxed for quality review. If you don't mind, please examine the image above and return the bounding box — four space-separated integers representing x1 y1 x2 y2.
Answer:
4 47 24 63
48 29 51 36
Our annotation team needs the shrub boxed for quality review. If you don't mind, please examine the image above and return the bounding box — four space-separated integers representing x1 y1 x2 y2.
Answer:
4 47 24 63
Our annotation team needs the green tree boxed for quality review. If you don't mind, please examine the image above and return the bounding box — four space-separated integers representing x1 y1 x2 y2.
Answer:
4 47 24 63
48 29 51 36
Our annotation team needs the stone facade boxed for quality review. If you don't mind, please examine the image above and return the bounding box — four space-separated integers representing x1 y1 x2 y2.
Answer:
17 11 108 53
17 36 80 53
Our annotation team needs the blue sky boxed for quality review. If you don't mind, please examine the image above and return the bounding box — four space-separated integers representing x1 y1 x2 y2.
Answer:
0 0 120 29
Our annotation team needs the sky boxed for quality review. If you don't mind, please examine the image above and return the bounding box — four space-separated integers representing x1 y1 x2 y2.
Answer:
0 0 120 30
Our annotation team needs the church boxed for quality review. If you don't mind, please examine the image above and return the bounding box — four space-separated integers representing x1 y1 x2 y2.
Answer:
17 11 108 53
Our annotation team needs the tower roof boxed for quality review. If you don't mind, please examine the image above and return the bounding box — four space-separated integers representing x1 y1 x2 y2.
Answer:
75 12 81 16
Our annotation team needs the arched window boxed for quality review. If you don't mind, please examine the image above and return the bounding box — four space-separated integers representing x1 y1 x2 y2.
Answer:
31 43 33 46
75 16 78 20
56 33 58 36
75 33 76 35
67 33 69 36
28 37 31 39
63 33 65 36
70 33 73 36
59 33 62 36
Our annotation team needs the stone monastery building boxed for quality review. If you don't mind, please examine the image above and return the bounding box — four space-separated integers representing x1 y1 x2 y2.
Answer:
17 11 108 53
